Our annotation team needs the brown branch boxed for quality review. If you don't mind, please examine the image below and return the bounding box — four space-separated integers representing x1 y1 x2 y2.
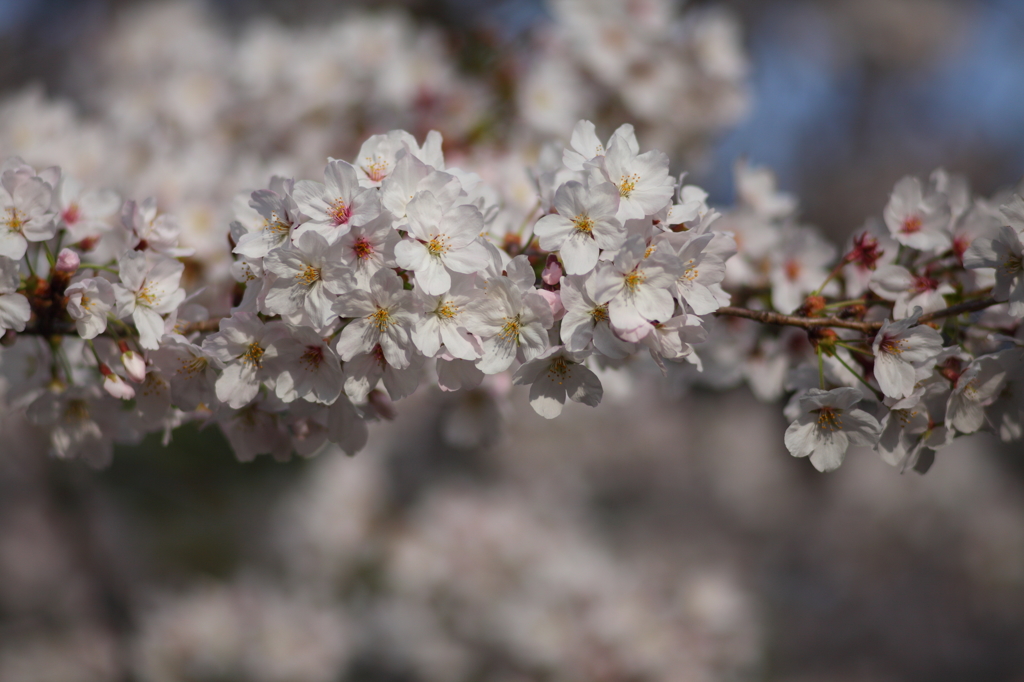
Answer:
716 296 1002 334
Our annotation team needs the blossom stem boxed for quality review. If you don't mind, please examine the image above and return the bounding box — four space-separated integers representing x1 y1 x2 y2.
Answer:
833 352 883 399
834 341 874 357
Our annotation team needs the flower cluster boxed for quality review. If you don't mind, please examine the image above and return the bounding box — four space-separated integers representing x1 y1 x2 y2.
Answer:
1 116 1023 473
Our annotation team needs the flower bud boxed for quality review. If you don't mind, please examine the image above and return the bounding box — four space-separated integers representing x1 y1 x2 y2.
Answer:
541 255 562 286
100 365 135 400
54 248 80 274
121 350 147 383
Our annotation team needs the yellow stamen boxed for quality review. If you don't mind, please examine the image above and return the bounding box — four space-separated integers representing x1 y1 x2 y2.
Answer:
499 315 522 344
370 307 393 332
573 215 594 235
816 406 843 432
242 341 265 369
623 269 645 292
427 235 449 256
618 173 639 198
296 265 321 286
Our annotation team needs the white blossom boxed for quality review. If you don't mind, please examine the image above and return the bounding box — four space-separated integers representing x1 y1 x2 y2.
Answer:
784 387 882 472
512 346 603 418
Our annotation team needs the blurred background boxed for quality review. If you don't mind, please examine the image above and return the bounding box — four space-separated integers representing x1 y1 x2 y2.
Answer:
1 0 1024 680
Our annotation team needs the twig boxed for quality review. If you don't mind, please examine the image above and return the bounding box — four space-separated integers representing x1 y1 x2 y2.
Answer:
715 296 1000 334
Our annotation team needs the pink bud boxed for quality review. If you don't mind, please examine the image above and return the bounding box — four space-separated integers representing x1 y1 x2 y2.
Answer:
103 373 135 400
54 248 80 274
541 256 562 286
536 289 565 320
121 350 147 383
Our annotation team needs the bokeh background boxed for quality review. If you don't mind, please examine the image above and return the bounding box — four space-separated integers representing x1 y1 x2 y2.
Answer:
1 0 1024 680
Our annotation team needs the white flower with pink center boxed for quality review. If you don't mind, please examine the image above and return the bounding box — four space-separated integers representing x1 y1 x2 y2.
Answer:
66 277 116 339
871 311 943 400
883 176 952 252
113 251 187 350
334 212 399 289
512 346 603 419
292 159 380 241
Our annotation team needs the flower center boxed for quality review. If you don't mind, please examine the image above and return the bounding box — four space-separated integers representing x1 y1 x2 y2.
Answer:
426 235 449 256
879 335 906 355
572 214 594 235
242 341 265 369
65 399 90 422
618 173 639 198
547 356 570 383
3 206 26 233
329 198 352 226
901 215 923 234
816 406 843 432
784 259 801 281
370 307 393 331
590 305 609 323
1003 254 1022 275
297 265 322 286
435 301 459 319
362 158 389 183
178 355 208 377
352 237 374 261
301 345 325 369
137 284 157 306
62 203 81 226
623 268 646 292
499 315 522 344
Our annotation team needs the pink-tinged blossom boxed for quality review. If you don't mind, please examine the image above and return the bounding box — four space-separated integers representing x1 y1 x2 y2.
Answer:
784 387 882 472
0 256 30 334
202 313 288 409
945 356 1006 440
769 225 837 314
292 159 380 241
333 269 417 369
113 251 187 350
871 311 943 400
65 277 115 339
883 176 952 252
394 191 489 296
594 134 674 222
232 179 304 259
122 198 192 257
0 159 56 260
271 326 343 405
512 346 603 418
868 264 955 319
334 211 399 289
586 236 681 342
559 275 634 359
963 224 1024 317
55 248 80 273
353 129 417 187
262 231 349 331
150 335 219 411
533 180 624 275
464 276 553 375
53 174 119 244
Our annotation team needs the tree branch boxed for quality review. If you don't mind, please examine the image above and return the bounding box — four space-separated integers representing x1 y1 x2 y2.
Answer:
715 296 1001 334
